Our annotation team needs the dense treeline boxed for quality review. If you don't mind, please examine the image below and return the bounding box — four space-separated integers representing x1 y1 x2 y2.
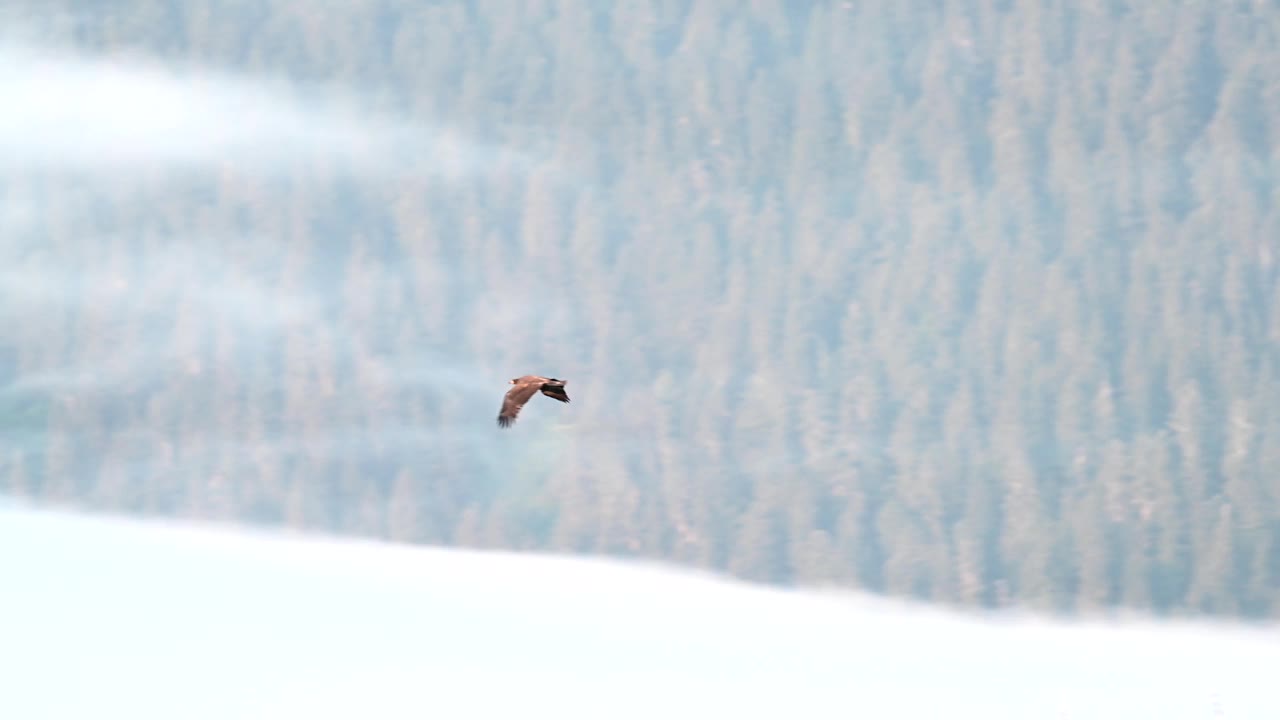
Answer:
2 0 1278 617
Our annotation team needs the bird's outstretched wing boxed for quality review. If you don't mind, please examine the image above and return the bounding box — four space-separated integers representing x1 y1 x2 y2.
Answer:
498 379 542 428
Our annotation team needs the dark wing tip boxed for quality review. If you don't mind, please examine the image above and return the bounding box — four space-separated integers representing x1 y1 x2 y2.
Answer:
541 386 571 403
497 414 514 428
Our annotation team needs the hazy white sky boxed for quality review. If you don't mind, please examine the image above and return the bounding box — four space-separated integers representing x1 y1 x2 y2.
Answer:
2 501 1275 720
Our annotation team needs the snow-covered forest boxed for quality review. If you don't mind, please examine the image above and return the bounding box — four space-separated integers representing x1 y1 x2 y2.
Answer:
3 0 1278 617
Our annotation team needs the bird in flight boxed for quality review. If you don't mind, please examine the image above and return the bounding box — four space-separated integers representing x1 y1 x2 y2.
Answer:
497 375 570 428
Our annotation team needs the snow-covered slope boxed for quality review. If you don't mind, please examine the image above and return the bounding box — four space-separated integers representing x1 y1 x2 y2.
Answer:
2 501 1274 719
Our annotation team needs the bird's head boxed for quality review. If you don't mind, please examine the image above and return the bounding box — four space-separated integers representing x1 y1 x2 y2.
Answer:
509 378 518 384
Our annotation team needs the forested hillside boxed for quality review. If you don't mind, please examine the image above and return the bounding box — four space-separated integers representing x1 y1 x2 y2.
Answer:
2 0 1278 617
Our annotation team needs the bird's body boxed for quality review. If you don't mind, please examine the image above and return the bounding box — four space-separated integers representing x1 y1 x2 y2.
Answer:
497 375 570 428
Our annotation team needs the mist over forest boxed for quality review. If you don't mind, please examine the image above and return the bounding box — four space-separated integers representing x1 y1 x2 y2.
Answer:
2 0 1278 618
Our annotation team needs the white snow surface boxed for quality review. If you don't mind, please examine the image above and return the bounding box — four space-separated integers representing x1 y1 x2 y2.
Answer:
1 501 1275 719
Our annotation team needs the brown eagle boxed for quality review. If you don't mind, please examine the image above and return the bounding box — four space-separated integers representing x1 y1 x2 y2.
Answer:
497 375 570 428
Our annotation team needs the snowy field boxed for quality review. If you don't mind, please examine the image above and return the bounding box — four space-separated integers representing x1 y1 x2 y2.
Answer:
1 500 1276 720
